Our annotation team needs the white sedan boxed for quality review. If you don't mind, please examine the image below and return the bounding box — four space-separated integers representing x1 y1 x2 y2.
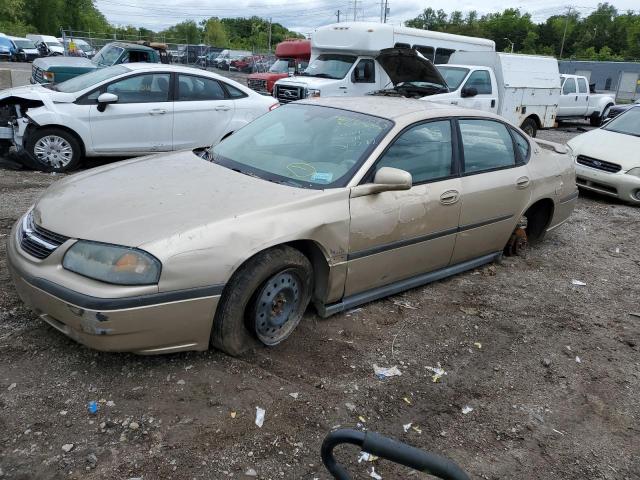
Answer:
0 63 278 171
568 106 640 205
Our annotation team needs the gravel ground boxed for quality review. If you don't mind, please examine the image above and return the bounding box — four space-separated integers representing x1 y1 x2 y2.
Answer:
0 94 639 480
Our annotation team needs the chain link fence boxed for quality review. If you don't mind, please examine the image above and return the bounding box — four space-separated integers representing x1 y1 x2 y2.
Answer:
59 29 277 74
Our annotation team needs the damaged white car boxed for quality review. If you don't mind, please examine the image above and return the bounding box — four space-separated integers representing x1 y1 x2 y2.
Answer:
0 63 278 171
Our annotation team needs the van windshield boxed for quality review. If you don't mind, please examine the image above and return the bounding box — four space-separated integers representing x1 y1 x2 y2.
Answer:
92 45 124 66
301 54 357 80
13 39 36 49
436 66 469 90
269 59 292 73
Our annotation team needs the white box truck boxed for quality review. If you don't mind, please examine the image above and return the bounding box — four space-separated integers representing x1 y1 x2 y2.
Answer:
428 51 561 137
273 22 495 103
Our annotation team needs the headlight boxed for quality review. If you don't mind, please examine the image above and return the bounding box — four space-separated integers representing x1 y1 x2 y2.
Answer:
63 241 161 285
626 167 640 178
307 88 321 98
43 71 55 82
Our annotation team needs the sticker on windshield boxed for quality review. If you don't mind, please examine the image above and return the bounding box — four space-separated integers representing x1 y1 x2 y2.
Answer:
311 172 333 183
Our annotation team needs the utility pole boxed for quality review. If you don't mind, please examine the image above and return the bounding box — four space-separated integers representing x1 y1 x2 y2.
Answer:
383 0 388 23
268 17 272 53
336 10 341 23
353 0 357 21
559 6 572 59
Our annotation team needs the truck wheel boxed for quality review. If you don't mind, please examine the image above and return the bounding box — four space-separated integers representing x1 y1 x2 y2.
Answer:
520 118 538 138
590 105 612 127
211 246 313 356
26 127 82 173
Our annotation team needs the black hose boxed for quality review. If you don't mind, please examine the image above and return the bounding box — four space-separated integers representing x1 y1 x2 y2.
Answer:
321 429 470 480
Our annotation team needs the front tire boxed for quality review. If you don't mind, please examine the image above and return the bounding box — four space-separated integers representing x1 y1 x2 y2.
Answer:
26 127 82 172
520 118 538 137
211 246 313 356
590 104 612 127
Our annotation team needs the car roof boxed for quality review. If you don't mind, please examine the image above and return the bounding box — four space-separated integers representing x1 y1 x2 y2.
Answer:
123 63 233 81
297 96 503 122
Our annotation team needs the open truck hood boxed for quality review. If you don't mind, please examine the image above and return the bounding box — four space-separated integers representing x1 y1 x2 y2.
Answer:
376 48 447 90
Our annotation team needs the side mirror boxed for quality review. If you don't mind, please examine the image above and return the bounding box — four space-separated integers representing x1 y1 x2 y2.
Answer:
461 87 478 98
96 92 118 112
351 167 412 198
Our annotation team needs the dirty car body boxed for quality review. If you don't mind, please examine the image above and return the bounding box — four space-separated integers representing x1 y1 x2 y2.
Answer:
7 97 577 355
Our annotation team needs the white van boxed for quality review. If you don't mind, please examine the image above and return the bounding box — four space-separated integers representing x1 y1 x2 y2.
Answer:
26 34 64 55
273 22 494 102
430 51 561 137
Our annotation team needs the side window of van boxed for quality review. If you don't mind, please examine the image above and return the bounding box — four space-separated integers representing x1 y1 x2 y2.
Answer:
352 59 375 83
413 45 434 62
435 48 456 63
394 42 410 49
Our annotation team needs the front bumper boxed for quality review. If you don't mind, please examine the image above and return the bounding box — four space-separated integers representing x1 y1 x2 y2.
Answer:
576 164 640 205
7 222 222 354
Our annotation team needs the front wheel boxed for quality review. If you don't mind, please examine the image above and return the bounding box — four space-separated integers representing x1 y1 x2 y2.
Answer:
590 105 612 126
26 127 82 172
520 118 538 137
211 246 313 356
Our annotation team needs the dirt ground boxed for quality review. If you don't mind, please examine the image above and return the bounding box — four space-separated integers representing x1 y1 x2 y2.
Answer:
1 99 639 480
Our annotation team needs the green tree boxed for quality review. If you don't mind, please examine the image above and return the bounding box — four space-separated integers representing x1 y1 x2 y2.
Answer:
202 18 228 47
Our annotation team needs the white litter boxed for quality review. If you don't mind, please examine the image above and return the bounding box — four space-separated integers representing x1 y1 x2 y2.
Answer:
403 422 412 433
571 279 586 286
462 406 474 415
370 467 383 479
425 363 447 383
575 356 581 363
255 407 266 428
373 364 402 379
106 400 116 407
358 452 378 463
7 383 16 391
289 392 299 399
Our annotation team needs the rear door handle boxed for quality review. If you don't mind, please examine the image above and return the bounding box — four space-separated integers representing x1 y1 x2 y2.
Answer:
149 108 167 115
516 176 531 189
214 105 231 111
440 190 460 205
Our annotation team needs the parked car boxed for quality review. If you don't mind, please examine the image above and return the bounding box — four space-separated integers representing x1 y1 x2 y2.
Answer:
606 98 640 120
567 106 640 205
61 38 96 58
26 34 64 55
556 74 615 126
7 36 40 62
0 35 17 61
0 63 278 171
6 97 576 355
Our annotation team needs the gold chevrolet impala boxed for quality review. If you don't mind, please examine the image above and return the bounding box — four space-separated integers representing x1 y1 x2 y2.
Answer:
7 97 577 356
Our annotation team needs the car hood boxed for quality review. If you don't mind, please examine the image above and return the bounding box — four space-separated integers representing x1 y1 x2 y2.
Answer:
249 72 286 81
376 47 447 88
33 56 95 70
567 128 640 171
0 83 76 104
33 151 324 248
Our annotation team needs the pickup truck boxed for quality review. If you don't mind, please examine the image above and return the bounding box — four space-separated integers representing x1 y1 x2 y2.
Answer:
557 74 615 126
31 41 168 84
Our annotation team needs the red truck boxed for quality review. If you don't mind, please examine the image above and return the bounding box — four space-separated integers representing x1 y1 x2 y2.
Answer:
247 39 311 95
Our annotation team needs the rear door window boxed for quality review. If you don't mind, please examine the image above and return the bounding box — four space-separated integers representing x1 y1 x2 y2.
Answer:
577 77 588 94
459 119 516 173
177 74 226 101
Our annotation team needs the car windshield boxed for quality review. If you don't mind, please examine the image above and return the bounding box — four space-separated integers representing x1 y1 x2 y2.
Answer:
436 66 469 90
269 59 291 73
92 45 124 66
13 39 36 49
211 104 393 189
301 54 357 80
603 107 640 137
52 65 129 93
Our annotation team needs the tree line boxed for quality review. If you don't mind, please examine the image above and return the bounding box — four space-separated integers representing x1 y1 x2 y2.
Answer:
405 3 640 61
0 0 301 50
1 0 638 59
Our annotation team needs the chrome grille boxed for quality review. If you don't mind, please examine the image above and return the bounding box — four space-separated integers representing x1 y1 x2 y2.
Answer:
274 85 304 103
577 155 621 173
32 65 44 83
247 78 268 93
18 211 68 259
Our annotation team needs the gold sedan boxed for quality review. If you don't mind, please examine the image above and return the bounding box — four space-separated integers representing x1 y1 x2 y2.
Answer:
7 97 577 356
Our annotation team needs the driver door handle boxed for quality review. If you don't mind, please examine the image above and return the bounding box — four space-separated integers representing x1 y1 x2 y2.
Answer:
516 176 531 189
440 190 460 205
214 105 231 111
149 108 167 115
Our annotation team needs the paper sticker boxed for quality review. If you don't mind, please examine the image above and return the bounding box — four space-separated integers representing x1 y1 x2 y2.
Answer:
311 172 333 183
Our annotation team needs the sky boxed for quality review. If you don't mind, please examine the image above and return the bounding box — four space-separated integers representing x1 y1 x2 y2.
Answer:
95 0 639 34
